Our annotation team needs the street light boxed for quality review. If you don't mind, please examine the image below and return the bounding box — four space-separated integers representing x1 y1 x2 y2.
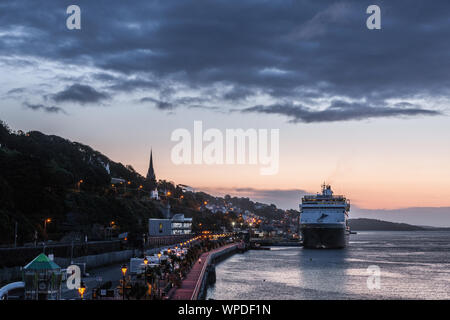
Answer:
156 253 162 298
78 281 86 300
143 257 148 290
121 264 127 300
77 179 83 192
44 218 51 234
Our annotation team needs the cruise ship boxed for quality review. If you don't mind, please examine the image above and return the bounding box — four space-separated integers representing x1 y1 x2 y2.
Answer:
299 184 350 249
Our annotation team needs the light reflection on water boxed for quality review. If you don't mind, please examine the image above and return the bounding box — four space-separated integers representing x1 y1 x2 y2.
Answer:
206 231 450 300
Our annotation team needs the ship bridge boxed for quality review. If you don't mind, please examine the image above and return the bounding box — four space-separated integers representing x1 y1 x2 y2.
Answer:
301 184 350 210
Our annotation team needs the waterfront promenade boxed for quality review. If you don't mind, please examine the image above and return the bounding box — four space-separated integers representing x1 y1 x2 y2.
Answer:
168 243 237 300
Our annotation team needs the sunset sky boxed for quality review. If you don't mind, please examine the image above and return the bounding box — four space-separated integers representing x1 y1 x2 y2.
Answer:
1 0 450 224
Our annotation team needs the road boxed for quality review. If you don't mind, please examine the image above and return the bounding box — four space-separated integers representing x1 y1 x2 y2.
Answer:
61 261 125 300
60 245 175 299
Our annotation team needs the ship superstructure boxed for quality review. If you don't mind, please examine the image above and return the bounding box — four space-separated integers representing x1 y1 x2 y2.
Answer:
300 184 350 248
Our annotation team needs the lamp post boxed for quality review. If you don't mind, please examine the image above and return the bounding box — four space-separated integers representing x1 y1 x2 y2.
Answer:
157 252 163 298
14 221 18 248
143 257 148 297
44 218 51 244
78 281 86 300
44 218 51 234
77 179 83 192
121 264 127 300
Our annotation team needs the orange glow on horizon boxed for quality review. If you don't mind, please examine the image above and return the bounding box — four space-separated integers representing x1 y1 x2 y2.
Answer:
81 120 450 211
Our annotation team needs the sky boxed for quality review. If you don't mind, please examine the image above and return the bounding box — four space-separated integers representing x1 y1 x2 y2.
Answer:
1 0 450 225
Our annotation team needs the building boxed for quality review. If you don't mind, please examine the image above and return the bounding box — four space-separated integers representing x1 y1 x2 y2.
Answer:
148 214 192 236
171 214 192 235
111 177 126 184
148 219 172 236
23 254 62 300
150 189 159 200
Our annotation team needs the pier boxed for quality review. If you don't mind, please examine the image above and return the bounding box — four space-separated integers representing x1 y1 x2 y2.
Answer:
168 243 238 300
250 239 302 247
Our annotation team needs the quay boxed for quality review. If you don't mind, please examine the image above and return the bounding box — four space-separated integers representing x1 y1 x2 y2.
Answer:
167 243 238 300
250 239 302 247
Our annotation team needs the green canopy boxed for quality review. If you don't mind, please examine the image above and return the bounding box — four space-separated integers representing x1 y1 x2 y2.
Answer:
23 253 61 271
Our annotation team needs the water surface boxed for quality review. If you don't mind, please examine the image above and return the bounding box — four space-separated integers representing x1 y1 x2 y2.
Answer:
206 231 450 299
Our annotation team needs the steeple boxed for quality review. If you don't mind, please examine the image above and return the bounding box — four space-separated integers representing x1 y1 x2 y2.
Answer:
146 149 156 186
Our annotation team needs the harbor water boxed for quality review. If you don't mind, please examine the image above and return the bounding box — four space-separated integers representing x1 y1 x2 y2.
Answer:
206 231 450 300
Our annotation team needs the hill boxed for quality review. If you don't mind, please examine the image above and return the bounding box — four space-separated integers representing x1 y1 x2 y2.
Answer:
0 120 172 245
348 218 426 231
0 120 287 245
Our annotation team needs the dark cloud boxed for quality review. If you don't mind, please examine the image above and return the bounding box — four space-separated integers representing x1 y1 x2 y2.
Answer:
107 77 160 92
223 86 256 101
1 0 449 120
140 95 211 110
140 97 174 110
23 102 67 114
242 100 442 123
7 88 26 95
52 84 110 105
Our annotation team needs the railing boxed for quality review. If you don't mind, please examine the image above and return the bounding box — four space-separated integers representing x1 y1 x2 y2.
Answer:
190 253 210 300
190 244 237 300
148 234 194 246
0 281 24 300
302 197 346 201
301 203 347 206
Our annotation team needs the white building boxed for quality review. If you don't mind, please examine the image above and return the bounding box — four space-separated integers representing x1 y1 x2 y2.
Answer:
148 213 192 236
150 189 159 200
171 214 192 235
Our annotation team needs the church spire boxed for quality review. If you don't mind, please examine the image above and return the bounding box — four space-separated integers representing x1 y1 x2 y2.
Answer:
146 149 156 183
